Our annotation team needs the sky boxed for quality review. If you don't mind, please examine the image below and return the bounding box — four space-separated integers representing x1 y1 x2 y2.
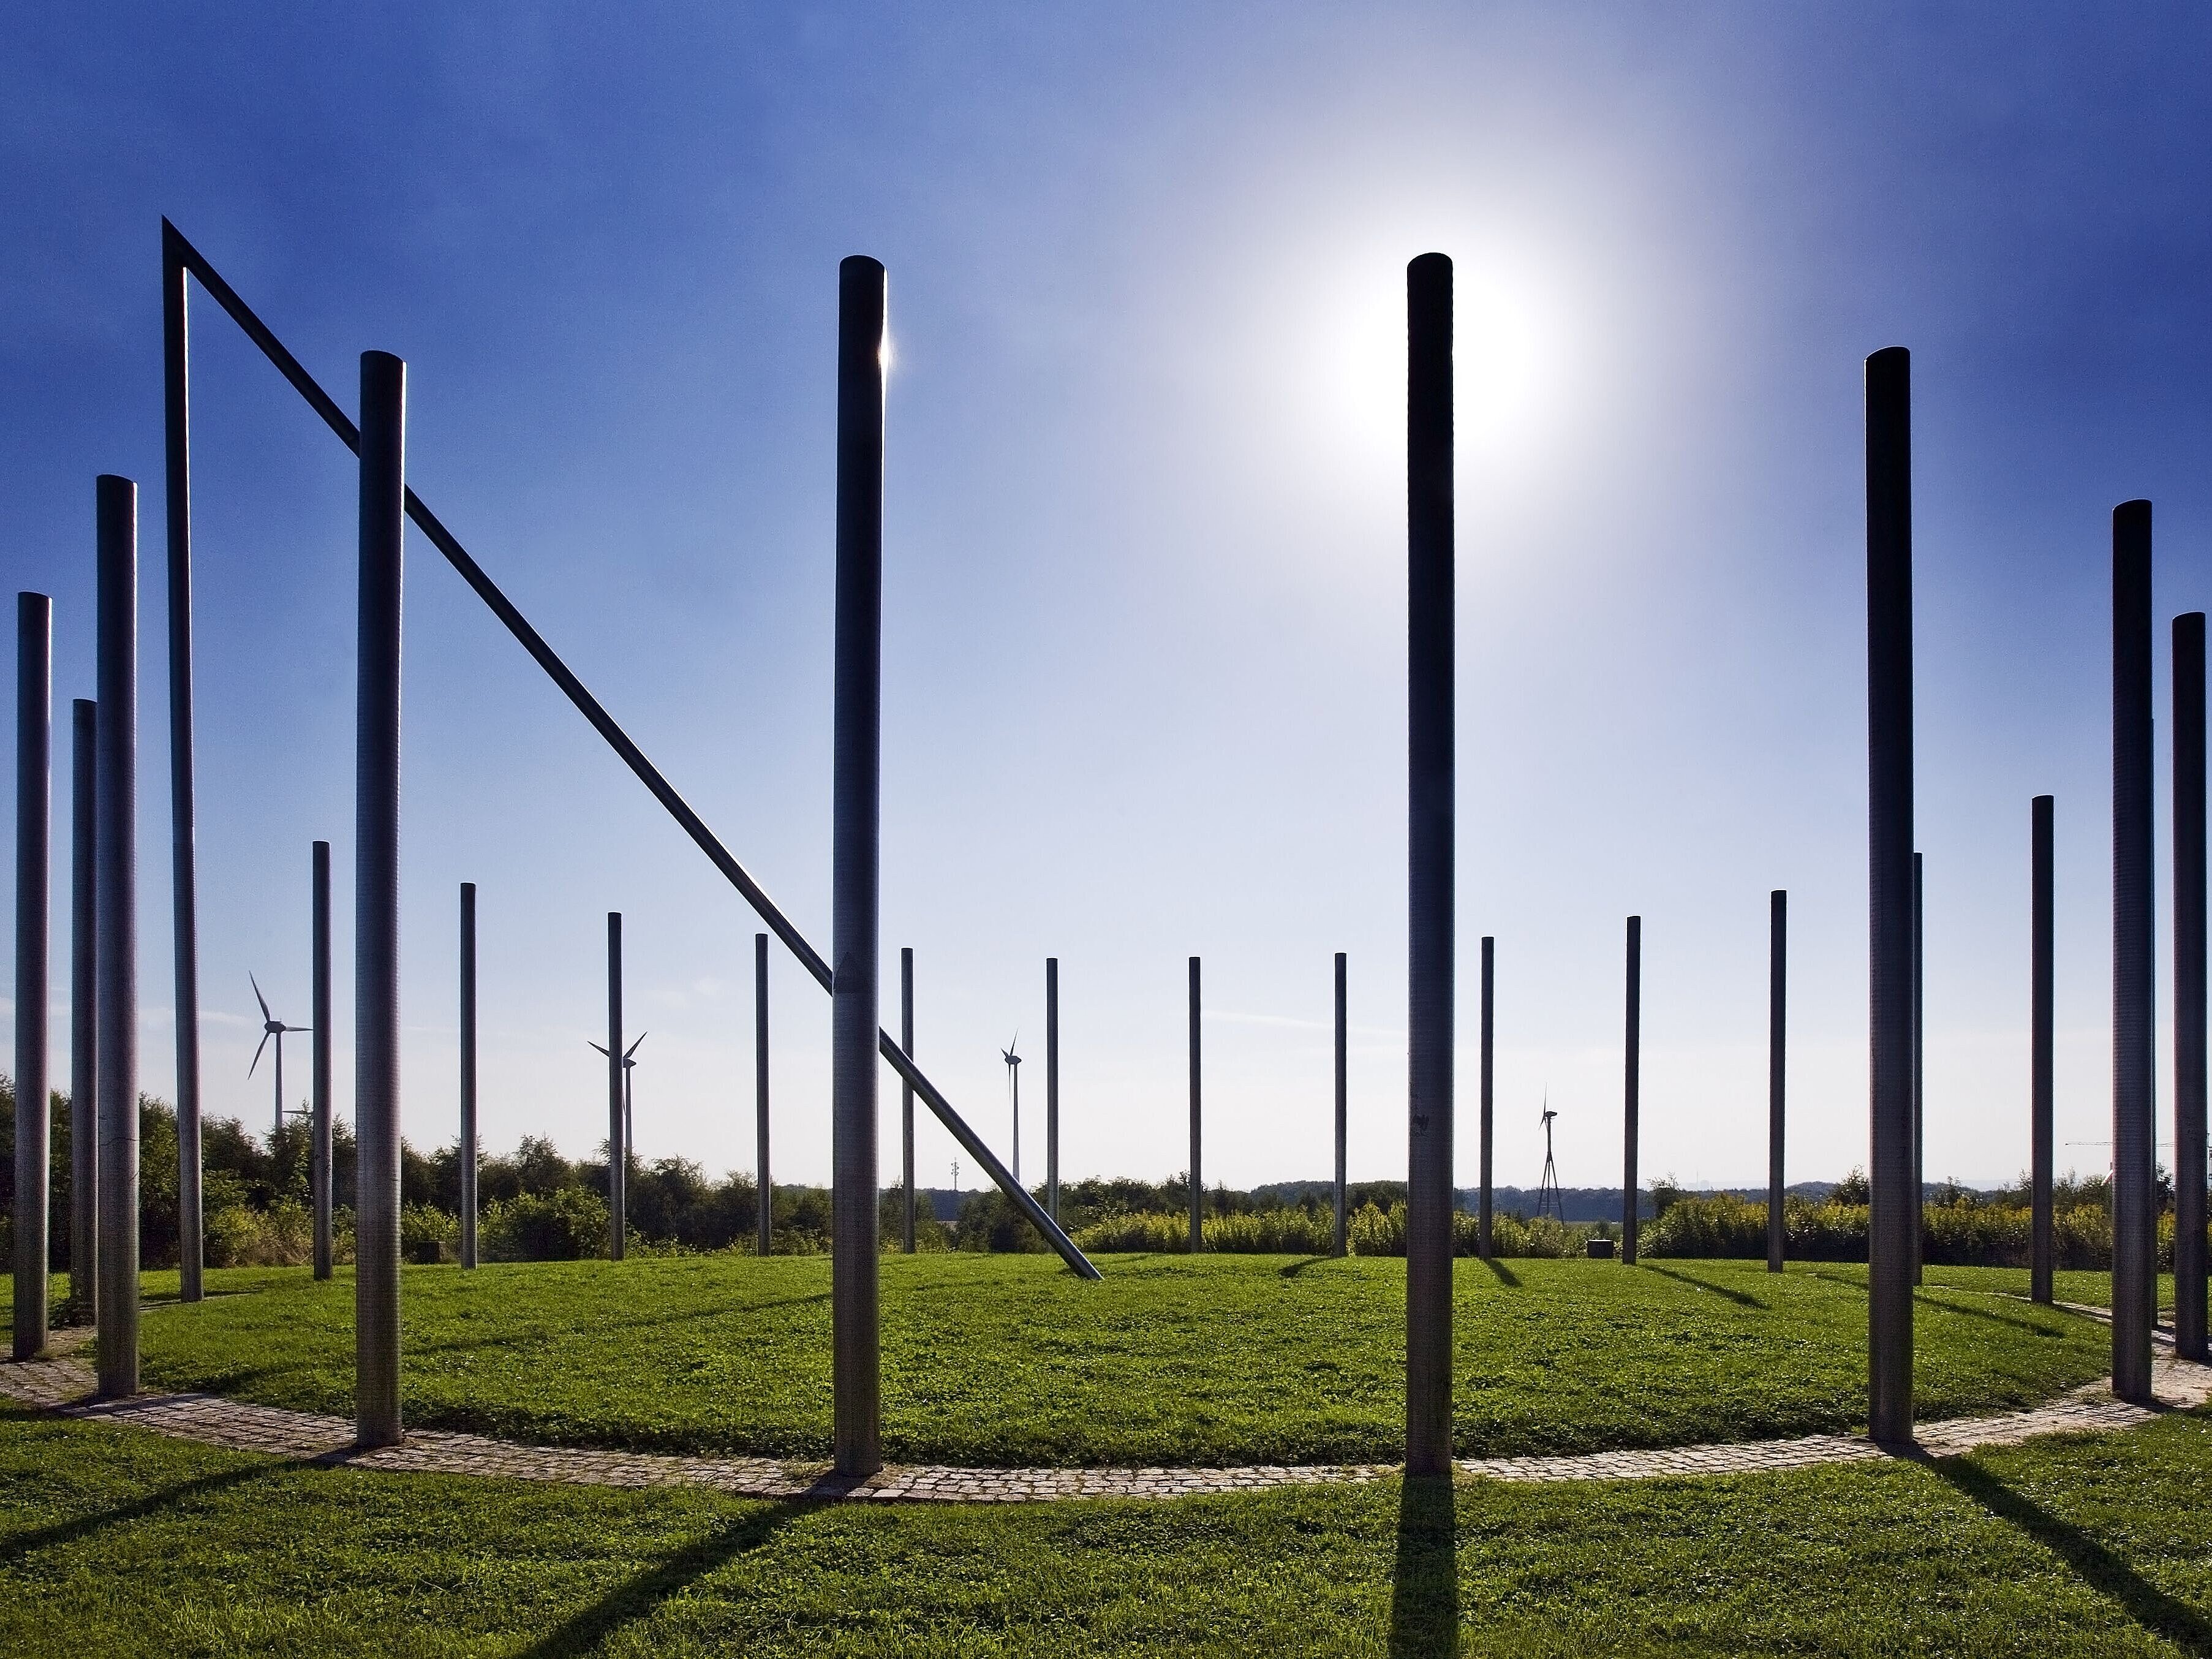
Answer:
2 4 2210 1197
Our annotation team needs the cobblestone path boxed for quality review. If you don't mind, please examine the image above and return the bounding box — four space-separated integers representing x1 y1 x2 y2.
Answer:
6 1320 2206 1503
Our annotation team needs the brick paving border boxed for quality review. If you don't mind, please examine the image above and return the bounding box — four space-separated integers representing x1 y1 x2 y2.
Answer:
5 1317 2206 1504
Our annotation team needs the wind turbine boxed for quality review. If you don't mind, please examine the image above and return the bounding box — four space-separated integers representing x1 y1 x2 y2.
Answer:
1536 1092 1563 1221
1002 1033 1022 1185
589 1031 648 1166
249 973 311 1139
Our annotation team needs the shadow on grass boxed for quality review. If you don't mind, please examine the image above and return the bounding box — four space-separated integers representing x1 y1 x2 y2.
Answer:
1643 1265 1765 1309
1917 1293 2067 1338
1278 1256 1337 1278
513 1500 810 1659
1476 1258 1520 1287
1389 1475 1458 1657
1802 1268 1871 1296
0 1461 275 1563
1931 1456 2212 1657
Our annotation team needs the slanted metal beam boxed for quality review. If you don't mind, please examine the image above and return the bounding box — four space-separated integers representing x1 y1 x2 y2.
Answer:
15 592 51 1360
157 220 1092 1277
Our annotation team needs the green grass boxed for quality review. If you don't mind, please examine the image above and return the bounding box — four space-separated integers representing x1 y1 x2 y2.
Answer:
7 1397 2212 1655
76 1254 2115 1465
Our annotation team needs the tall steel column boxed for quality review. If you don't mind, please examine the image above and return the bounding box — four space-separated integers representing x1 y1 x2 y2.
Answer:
69 700 96 1325
605 912 624 1261
1911 852 1925 1287
459 883 478 1271
1334 951 1348 1258
1188 956 1202 1250
755 932 770 1256
2175 617 2206 1360
1046 958 1060 1223
1768 890 1787 1274
900 947 915 1252
2112 499 2157 1404
311 841 332 1280
1405 251 1455 1478
94 475 139 1399
830 254 886 1476
2030 796 2055 1306
15 592 51 1360
1865 347 1917 1445
1480 937 1495 1260
353 353 406 1448
1623 916 1642 1265
162 223 205 1306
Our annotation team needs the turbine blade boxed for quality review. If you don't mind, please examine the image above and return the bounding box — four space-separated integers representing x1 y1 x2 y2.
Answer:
249 1030 271 1077
625 1032 647 1059
251 973 271 1022
588 1041 610 1057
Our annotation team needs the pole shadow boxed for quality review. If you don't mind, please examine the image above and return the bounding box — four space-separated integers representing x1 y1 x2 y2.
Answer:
1278 1256 1335 1279
511 1498 810 1659
1914 1293 2066 1339
0 1461 274 1563
1477 1258 1520 1288
1642 1264 1764 1309
1928 1457 2212 1657
1387 1475 1459 1657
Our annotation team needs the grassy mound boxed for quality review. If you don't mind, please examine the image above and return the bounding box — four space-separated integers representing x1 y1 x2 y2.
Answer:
110 1254 2112 1467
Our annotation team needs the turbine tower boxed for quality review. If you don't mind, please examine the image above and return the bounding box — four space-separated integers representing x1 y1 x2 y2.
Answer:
1537 1094 1563 1221
588 1032 647 1166
249 973 310 1139
1002 1034 1022 1185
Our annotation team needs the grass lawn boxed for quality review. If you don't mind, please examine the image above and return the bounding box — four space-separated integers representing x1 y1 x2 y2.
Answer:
51 1254 2115 1465
6 1397 2212 1655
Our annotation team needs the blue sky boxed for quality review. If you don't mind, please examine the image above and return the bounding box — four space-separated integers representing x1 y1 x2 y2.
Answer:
3 4 2210 1193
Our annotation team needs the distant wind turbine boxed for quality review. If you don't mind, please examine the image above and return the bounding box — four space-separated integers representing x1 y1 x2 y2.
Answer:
589 1031 648 1165
249 973 311 1139
1002 1033 1022 1185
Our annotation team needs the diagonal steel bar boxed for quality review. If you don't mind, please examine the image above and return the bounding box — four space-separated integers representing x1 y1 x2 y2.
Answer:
160 221 1097 1279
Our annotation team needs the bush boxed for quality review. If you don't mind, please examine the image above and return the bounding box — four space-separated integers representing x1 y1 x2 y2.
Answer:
401 1203 458 1265
481 1189 610 1261
205 1198 317 1268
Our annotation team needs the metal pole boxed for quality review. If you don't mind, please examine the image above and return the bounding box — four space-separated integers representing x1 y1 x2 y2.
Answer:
163 222 204 1307
894 951 915 1251
1335 951 1349 1258
1911 852 1924 1287
15 592 51 1360
1865 346 1916 1445
353 353 406 1448
69 699 96 1325
1405 250 1455 1478
1047 956 1059 1225
831 254 886 1476
94 475 139 1399
2176 617 2206 1359
312 841 331 1280
755 931 771 1257
2030 796 2055 1306
606 912 624 1261
1479 937 1494 1260
459 882 478 1271
1188 955 1202 1251
1623 916 1642 1265
2113 499 2156 1404
1769 891 1787 1272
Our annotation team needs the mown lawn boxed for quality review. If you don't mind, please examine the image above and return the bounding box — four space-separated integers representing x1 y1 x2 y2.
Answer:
4 1397 2212 1656
65 1254 2116 1465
